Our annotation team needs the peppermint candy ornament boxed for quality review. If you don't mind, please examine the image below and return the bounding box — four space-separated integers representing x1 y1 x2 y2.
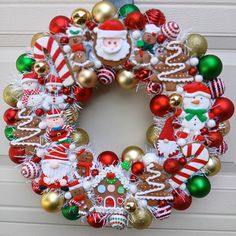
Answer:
216 141 228 155
109 212 128 230
147 81 163 95
208 77 225 99
161 21 180 40
21 161 40 179
97 67 116 85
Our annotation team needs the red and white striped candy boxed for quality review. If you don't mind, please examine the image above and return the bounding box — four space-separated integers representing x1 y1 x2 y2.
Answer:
33 36 74 87
208 77 225 99
161 21 180 41
97 67 116 85
216 141 228 155
21 161 40 179
151 205 172 220
169 143 209 188
147 81 163 95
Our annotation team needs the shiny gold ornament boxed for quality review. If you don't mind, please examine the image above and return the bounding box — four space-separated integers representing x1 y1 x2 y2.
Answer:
169 93 183 108
72 128 89 147
218 120 231 137
129 208 153 229
77 69 97 88
146 124 160 147
186 34 208 57
31 32 49 48
33 61 49 77
63 107 79 124
124 199 138 213
92 1 117 23
41 192 64 213
3 84 22 107
203 156 221 176
122 146 144 163
116 70 138 90
71 8 91 26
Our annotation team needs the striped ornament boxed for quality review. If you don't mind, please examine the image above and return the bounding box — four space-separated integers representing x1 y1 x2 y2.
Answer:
208 77 225 99
97 67 116 85
169 143 209 188
109 213 128 230
21 161 40 179
161 21 180 40
33 36 74 87
147 81 163 95
151 205 172 220
216 141 228 155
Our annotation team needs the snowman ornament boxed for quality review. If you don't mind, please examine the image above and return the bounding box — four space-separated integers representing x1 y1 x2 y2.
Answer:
176 82 216 146
42 75 67 110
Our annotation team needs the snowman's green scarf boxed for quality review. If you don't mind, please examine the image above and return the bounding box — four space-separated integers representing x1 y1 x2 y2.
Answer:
184 109 208 122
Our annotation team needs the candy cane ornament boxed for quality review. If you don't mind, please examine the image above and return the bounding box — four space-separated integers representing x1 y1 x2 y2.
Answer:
169 143 209 188
33 36 74 87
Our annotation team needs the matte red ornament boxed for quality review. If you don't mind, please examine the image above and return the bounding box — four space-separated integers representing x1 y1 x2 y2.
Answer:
206 131 223 148
87 212 105 228
97 151 119 167
150 95 171 117
172 188 192 210
4 108 18 125
163 158 180 175
35 108 45 117
210 97 234 122
178 157 187 166
188 67 198 76
156 34 167 44
73 86 93 103
131 161 145 176
49 15 71 34
31 180 43 195
136 69 151 82
130 174 138 182
124 11 146 30
8 146 25 164
144 9 166 27
91 169 99 177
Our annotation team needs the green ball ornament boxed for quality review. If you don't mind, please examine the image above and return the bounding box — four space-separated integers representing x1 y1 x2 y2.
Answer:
61 205 80 220
118 4 140 18
4 126 16 141
16 53 35 73
187 175 211 198
198 54 223 80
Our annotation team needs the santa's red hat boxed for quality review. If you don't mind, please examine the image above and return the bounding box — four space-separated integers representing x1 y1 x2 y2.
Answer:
21 72 39 84
182 82 211 98
46 75 62 86
46 108 63 118
71 44 85 53
94 19 127 39
43 143 70 162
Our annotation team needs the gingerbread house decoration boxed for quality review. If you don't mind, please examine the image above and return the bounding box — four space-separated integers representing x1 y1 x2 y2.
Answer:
91 165 129 213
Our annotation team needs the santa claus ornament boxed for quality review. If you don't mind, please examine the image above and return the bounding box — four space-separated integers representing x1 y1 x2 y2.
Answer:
3 0 234 230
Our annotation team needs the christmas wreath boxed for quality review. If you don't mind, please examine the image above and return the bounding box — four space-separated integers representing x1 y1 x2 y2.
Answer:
3 1 235 230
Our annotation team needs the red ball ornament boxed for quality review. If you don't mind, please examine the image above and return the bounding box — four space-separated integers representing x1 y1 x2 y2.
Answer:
178 157 187 166
8 146 25 164
87 212 105 228
130 174 138 182
49 15 71 34
31 155 41 163
60 36 69 45
150 95 171 117
200 127 209 135
156 34 167 44
86 20 97 31
66 97 74 104
136 69 151 82
35 108 45 117
163 158 180 175
91 169 99 177
144 9 166 27
210 97 234 122
124 60 134 71
206 131 223 148
131 161 145 176
4 108 18 125
31 180 43 195
124 11 146 30
63 87 71 95
73 86 93 103
188 67 198 76
97 151 119 167
172 188 192 210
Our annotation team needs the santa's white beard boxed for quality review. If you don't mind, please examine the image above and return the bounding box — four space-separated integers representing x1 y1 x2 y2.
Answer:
41 161 71 181
95 38 130 61
157 140 179 158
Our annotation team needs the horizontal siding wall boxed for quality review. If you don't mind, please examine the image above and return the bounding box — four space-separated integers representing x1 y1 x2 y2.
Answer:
0 0 236 235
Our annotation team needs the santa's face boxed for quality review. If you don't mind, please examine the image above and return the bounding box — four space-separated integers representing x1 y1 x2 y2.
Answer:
46 116 64 128
46 83 62 92
102 38 122 53
41 160 71 181
22 81 39 90
183 94 211 110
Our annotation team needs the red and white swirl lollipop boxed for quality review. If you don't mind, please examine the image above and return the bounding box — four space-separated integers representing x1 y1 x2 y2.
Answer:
97 67 116 85
21 161 40 179
161 21 180 41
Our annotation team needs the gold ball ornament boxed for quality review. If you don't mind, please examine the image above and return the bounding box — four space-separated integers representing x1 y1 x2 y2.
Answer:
169 93 183 108
122 146 144 163
77 70 97 88
33 61 50 77
71 8 91 26
31 32 49 48
186 34 208 57
41 192 64 213
63 107 79 124
203 156 221 176
3 84 22 107
72 128 89 147
129 208 153 229
218 120 231 137
146 124 160 147
124 199 138 213
116 70 138 90
92 1 117 23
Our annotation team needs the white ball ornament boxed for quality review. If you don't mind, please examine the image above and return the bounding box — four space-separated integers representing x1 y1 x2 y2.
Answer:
132 30 141 40
64 191 72 200
94 60 102 69
63 45 71 54
150 57 159 65
195 75 203 82
142 153 158 166
189 57 199 66
21 161 40 179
